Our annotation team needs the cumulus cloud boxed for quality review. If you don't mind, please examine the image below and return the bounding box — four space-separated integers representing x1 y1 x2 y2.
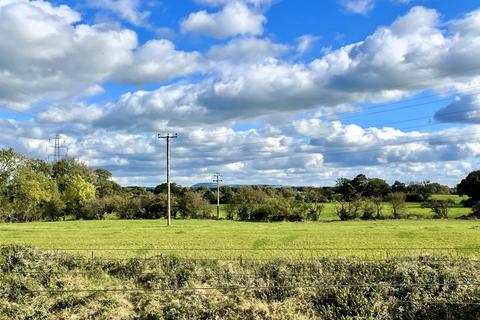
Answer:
0 0 204 111
180 1 266 38
3 3 480 186
35 7 480 131
435 96 480 124
207 37 289 62
111 40 205 85
339 0 375 15
296 34 319 54
86 0 150 26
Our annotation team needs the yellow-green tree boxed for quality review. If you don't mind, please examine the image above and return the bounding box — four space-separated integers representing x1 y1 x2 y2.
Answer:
10 165 57 221
63 174 96 218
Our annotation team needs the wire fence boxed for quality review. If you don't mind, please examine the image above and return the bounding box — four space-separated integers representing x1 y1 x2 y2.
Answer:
16 246 478 261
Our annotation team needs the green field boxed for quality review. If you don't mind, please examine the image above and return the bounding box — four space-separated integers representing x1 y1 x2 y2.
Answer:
210 195 471 220
0 218 479 259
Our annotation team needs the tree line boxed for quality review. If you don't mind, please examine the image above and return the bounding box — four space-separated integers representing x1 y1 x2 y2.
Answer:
1 148 480 222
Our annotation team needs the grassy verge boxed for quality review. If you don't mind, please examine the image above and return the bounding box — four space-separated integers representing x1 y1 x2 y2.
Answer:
0 246 479 319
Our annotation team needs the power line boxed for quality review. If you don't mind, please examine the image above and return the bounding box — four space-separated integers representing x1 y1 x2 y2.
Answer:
158 133 178 227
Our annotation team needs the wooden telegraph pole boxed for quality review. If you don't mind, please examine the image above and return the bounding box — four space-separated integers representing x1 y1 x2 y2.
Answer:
159 133 178 226
213 174 223 219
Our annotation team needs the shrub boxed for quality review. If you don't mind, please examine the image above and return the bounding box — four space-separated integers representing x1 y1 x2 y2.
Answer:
405 193 423 202
361 199 376 220
472 201 480 218
422 199 454 219
306 202 324 221
389 192 406 219
335 200 362 221
178 191 211 219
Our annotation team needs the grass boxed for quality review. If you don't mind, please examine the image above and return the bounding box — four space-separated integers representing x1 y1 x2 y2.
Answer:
210 195 472 221
0 218 479 259
3 246 480 319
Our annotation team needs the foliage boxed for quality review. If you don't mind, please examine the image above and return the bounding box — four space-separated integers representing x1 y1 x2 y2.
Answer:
178 191 211 219
220 186 234 204
422 199 455 219
335 199 362 221
63 174 96 217
9 164 58 222
472 201 480 218
457 171 480 201
361 198 376 220
389 192 406 219
2 246 480 319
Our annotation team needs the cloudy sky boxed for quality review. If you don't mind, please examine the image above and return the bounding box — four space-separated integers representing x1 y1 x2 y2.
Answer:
1 0 480 187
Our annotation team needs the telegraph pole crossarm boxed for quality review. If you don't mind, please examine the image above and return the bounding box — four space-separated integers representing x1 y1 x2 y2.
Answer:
158 133 178 227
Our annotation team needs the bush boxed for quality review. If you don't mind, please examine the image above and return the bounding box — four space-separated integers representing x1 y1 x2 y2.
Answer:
389 192 406 219
422 199 454 219
472 201 480 218
361 199 376 220
305 203 324 221
335 200 362 221
405 193 423 202
178 191 211 219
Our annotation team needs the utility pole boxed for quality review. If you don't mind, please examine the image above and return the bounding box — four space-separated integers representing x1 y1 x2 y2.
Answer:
47 134 67 163
213 173 223 219
158 133 178 226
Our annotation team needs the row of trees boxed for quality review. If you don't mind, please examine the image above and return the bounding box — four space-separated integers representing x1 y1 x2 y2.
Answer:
0 148 111 222
1 147 480 222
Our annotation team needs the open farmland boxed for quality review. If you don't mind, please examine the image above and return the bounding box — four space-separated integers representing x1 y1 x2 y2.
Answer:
0 219 479 259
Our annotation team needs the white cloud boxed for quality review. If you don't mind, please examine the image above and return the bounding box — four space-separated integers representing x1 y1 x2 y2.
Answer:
194 0 272 8
208 37 289 62
87 0 150 26
0 0 205 111
112 40 205 85
3 4 480 187
435 95 480 124
181 1 266 38
296 34 319 54
339 0 375 15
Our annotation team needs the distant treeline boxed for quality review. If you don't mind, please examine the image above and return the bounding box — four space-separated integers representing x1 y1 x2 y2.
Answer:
1 148 479 222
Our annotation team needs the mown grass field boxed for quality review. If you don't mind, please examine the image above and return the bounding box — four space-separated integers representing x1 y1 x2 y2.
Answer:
0 218 479 259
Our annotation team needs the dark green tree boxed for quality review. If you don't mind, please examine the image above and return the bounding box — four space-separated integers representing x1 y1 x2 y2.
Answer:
457 171 480 201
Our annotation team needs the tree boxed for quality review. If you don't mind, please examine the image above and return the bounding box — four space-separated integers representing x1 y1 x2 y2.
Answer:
422 199 454 219
94 168 122 198
63 174 96 219
335 178 357 201
230 187 267 221
389 192 406 219
9 165 58 222
153 183 183 195
178 191 211 219
220 186 234 204
391 181 406 193
335 199 362 221
371 197 384 219
457 171 480 202
364 179 391 198
52 158 94 193
351 174 368 195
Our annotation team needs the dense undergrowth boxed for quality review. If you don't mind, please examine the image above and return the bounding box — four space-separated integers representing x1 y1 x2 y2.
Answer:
0 246 479 319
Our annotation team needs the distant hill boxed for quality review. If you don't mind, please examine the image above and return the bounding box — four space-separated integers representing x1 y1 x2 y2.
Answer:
191 183 283 190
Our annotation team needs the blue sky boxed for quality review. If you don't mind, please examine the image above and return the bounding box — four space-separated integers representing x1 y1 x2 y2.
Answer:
1 0 480 187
